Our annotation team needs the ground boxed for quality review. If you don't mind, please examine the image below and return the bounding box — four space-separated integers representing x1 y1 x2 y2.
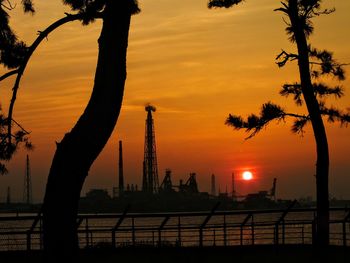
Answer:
1 245 350 263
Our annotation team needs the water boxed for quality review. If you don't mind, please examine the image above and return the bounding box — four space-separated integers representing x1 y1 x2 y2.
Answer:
0 210 349 250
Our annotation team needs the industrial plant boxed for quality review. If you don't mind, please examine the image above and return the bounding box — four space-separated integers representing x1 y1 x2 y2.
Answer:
0 104 290 213
80 104 284 213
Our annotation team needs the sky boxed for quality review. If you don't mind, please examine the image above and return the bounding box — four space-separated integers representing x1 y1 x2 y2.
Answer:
0 0 349 203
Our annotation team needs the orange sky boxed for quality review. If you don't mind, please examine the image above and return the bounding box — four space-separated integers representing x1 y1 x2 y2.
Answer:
1 0 350 202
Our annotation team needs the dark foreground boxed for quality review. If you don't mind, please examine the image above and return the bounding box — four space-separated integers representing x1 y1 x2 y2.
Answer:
1 245 350 263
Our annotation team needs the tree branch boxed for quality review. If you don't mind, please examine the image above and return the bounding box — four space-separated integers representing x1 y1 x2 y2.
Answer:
11 118 30 134
284 112 309 119
0 69 19 82
208 0 244 9
309 61 349 67
6 12 103 143
1 0 16 11
276 50 298 67
226 102 310 139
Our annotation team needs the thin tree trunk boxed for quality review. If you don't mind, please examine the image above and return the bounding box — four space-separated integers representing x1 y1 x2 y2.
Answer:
42 0 133 259
288 0 329 247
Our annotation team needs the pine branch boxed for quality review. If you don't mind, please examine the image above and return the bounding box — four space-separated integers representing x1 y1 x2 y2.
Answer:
208 0 244 9
280 83 303 105
313 83 344 98
276 50 298 67
226 102 310 139
291 117 309 134
309 46 346 80
319 103 350 125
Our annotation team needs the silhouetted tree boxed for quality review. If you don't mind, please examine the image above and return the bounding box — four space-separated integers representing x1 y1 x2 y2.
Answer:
0 0 34 174
1 0 140 259
210 0 349 247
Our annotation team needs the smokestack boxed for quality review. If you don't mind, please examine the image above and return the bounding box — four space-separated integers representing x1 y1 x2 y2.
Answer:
270 178 277 201
211 174 216 196
118 140 124 194
232 172 236 201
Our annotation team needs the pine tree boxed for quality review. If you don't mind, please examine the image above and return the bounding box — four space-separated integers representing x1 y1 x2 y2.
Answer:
1 0 140 258
210 0 349 246
0 0 35 174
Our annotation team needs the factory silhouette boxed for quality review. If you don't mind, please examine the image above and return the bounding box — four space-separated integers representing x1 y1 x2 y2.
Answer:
3 102 348 213
79 104 284 213
1 104 314 213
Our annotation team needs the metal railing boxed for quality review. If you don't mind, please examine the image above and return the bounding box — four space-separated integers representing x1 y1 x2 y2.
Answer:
0 205 349 251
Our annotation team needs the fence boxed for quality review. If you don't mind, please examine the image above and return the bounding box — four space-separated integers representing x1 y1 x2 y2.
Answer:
0 205 349 251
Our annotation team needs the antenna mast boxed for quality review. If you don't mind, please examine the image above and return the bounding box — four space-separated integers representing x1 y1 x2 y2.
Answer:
211 174 216 196
23 155 32 204
118 140 124 195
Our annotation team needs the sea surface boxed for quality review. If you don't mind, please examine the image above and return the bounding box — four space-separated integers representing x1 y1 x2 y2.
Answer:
0 210 349 250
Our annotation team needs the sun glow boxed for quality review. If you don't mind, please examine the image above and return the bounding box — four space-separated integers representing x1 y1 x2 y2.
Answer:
242 171 253 181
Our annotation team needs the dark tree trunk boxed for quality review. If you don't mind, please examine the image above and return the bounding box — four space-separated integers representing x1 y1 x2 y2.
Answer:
42 0 133 259
288 0 329 247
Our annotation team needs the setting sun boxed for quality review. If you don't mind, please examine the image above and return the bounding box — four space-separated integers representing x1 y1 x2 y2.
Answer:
242 171 253 181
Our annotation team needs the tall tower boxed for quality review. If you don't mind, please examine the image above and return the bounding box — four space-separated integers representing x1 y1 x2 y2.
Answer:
23 155 32 204
118 140 124 195
142 104 159 193
211 174 216 196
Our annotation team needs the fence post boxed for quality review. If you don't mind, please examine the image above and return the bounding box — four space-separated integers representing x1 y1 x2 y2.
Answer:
312 219 317 245
342 210 350 247
275 224 279 245
199 202 220 247
251 215 255 245
177 216 181 246
85 218 89 247
223 214 227 246
158 216 170 247
275 200 297 246
112 205 130 248
111 231 115 247
282 219 285 244
240 213 253 246
39 217 43 250
214 229 217 246
132 217 136 246
302 225 305 244
343 222 346 247
27 209 43 251
26 231 31 251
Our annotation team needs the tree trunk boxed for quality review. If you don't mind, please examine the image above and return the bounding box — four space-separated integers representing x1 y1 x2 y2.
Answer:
288 0 329 247
42 0 133 259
